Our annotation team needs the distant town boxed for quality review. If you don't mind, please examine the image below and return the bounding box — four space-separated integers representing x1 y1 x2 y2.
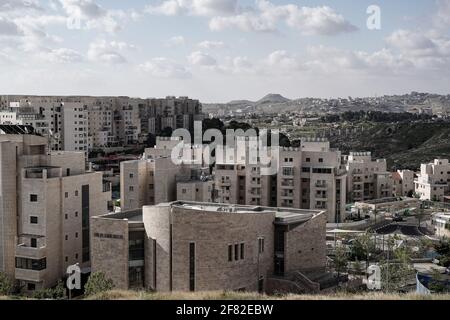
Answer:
0 93 449 300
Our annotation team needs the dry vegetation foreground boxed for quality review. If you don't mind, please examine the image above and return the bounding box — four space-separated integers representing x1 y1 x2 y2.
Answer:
85 290 450 301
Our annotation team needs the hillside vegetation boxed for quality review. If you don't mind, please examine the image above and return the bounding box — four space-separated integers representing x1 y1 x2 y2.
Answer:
328 122 450 170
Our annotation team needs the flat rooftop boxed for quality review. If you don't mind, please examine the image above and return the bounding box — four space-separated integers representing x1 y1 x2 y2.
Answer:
97 202 324 226
357 197 415 205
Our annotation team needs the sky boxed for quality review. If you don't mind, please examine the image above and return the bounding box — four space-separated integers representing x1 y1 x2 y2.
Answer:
0 0 449 102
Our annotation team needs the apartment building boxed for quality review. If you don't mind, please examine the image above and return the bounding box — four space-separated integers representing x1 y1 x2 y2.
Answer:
392 170 415 197
120 137 204 211
345 152 393 203
0 98 89 156
176 168 215 203
215 138 346 223
0 126 111 293
415 159 450 201
91 201 327 293
0 95 203 152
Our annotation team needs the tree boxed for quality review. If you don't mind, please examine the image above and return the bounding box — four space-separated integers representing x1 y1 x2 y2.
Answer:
0 272 12 296
333 245 349 286
428 268 448 293
31 281 66 300
84 272 114 297
416 207 427 227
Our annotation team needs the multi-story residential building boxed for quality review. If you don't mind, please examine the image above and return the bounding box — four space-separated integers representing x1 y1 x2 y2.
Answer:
345 152 393 203
281 139 347 223
120 137 204 211
415 159 450 201
0 126 111 293
392 170 415 197
91 201 327 293
215 138 346 222
0 95 203 152
176 168 215 203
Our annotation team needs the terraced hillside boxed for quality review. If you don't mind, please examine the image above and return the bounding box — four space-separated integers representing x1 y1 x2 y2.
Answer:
328 122 450 170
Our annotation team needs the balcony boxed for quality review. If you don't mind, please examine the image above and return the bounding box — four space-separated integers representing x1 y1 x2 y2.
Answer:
16 245 47 260
15 268 46 282
315 182 328 189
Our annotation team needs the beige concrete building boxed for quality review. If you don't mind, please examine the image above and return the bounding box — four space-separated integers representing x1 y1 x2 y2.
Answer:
392 170 415 197
215 138 346 223
345 152 393 203
121 137 205 211
415 159 450 201
0 128 111 292
91 201 327 293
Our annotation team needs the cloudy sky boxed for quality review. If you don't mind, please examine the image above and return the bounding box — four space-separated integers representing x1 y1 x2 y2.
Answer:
0 0 449 102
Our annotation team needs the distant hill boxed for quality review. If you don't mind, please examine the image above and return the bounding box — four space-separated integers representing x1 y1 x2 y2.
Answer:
256 93 291 105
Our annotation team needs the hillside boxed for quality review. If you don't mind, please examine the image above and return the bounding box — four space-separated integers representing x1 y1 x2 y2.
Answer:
327 122 450 170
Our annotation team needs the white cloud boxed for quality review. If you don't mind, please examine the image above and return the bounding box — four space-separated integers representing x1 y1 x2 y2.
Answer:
39 47 84 63
58 0 128 33
145 0 238 16
265 50 302 70
188 51 217 66
166 35 186 47
435 0 450 28
0 0 41 12
209 0 357 35
87 40 129 64
0 16 22 36
139 57 191 78
198 40 225 49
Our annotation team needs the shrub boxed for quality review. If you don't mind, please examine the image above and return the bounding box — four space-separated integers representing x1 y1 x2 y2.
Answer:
0 272 12 296
84 272 114 297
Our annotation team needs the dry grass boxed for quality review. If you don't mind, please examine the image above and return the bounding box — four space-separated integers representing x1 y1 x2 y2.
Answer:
87 290 450 301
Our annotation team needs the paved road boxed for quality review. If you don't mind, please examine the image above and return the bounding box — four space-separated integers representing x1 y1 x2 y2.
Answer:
375 223 424 237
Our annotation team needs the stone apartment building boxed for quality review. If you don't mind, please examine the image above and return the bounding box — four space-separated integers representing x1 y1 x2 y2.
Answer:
91 201 327 293
0 95 204 152
415 159 450 201
120 137 209 211
345 152 393 203
215 138 346 222
392 170 415 197
0 127 111 293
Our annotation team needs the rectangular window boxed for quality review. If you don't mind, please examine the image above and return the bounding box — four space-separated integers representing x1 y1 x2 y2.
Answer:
234 244 239 261
189 242 195 292
258 238 265 254
240 243 245 260
30 194 38 202
30 216 38 224
31 238 37 248
228 245 233 262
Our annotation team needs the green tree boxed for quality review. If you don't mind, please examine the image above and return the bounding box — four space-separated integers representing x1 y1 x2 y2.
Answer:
428 268 448 293
84 272 114 297
0 272 12 296
31 281 66 300
334 245 349 286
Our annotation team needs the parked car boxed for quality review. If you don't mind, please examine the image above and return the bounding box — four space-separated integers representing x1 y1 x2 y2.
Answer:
393 216 404 222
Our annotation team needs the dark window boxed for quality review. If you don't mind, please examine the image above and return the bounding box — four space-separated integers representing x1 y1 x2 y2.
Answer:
234 244 239 260
189 242 195 292
30 216 38 224
228 245 233 262
30 238 37 248
15 257 46 271
66 168 71 176
82 185 90 262
258 238 265 254
27 283 36 291
240 243 245 259
306 158 311 162
30 194 38 202
319 158 324 163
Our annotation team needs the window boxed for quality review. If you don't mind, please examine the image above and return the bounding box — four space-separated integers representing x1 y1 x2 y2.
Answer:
30 216 38 224
258 238 265 254
129 173 134 179
228 245 233 262
306 158 311 163
27 283 36 291
75 211 78 217
31 238 37 248
75 190 78 197
65 192 68 198
319 158 324 163
234 244 239 261
65 235 68 241
65 214 68 220
240 243 245 259
15 257 46 271
129 186 134 192
30 194 38 202
189 242 195 292
75 232 79 238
